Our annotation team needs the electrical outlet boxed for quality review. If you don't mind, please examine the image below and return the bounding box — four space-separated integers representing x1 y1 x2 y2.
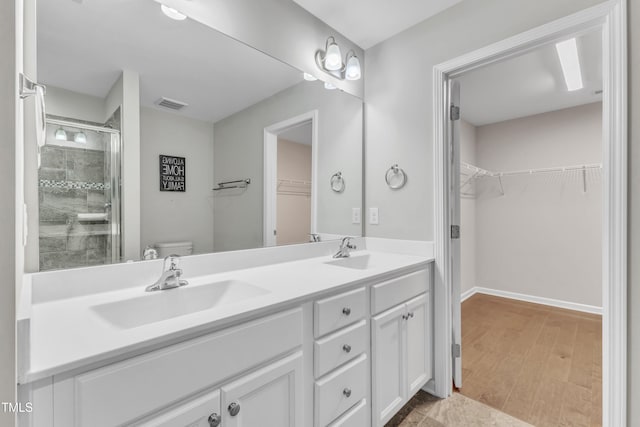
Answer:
369 207 379 225
352 208 361 224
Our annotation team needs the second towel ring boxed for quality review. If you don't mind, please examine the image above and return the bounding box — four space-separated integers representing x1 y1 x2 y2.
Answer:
385 164 407 189
330 172 345 193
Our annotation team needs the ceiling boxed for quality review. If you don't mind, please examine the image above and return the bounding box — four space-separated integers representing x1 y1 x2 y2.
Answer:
38 0 303 123
292 0 464 49
279 121 312 146
458 31 603 126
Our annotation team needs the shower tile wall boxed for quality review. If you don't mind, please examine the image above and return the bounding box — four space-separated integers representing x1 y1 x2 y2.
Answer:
39 145 111 271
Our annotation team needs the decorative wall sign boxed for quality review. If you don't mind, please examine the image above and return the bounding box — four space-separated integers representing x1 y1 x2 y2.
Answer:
159 155 186 192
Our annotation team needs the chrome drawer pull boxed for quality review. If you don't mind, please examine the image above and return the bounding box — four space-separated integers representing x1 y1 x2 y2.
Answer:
342 307 351 316
228 401 241 416
208 413 221 427
343 344 352 353
343 388 352 398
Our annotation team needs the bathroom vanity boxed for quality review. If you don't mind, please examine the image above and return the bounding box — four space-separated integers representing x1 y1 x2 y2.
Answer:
17 239 433 427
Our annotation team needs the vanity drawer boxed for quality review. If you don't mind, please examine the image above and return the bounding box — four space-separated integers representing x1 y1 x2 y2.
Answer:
327 399 368 427
314 287 366 338
315 320 367 378
371 267 430 315
135 390 220 427
314 354 367 427
70 308 302 427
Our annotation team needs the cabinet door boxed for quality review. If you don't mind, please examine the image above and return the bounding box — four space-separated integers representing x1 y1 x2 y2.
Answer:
372 303 406 427
221 352 303 427
135 390 220 427
406 293 431 396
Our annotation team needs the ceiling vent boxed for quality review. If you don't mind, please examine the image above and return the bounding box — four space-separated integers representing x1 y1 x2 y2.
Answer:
155 97 188 111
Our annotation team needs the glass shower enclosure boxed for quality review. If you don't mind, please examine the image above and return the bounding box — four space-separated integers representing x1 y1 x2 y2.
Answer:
38 118 121 271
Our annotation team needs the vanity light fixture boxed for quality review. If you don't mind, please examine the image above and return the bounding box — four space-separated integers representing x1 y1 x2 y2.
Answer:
74 131 87 144
303 73 318 81
55 127 67 141
555 38 583 91
315 36 362 81
160 4 187 21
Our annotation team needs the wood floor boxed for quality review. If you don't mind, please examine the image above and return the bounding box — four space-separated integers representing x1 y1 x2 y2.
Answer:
459 294 602 427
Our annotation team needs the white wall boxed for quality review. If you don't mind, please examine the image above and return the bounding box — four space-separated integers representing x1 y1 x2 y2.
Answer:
46 86 105 123
364 0 606 241
213 81 362 252
474 103 602 307
459 119 476 295
140 107 214 254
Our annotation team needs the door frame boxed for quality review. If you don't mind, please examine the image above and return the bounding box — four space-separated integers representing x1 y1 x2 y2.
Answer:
432 2 627 426
263 110 319 247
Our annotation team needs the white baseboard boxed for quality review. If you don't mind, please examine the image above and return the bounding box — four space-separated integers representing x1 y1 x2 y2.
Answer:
461 286 602 315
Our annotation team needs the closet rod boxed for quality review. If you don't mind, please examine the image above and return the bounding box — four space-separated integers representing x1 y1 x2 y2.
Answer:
460 162 602 178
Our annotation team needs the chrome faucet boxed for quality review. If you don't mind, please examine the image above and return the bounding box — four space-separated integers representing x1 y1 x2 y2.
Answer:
145 254 189 292
309 233 321 242
333 237 356 258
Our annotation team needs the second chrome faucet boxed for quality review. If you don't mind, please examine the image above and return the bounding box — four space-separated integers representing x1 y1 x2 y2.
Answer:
333 237 356 258
145 254 189 292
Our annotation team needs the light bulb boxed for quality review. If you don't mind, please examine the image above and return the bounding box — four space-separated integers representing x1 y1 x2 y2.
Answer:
74 131 87 144
324 82 337 90
160 4 187 21
324 41 343 71
303 73 318 81
345 54 361 81
55 128 67 141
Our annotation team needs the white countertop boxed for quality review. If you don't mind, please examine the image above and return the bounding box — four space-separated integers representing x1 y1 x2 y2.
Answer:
22 248 432 383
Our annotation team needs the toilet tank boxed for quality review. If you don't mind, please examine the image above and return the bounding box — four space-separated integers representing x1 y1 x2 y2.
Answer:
155 241 193 257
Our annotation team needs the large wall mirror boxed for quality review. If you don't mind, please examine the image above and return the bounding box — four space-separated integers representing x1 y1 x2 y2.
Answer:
34 0 363 271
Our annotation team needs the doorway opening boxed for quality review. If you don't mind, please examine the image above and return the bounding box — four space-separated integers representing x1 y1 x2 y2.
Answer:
453 29 603 423
263 111 318 247
433 3 627 426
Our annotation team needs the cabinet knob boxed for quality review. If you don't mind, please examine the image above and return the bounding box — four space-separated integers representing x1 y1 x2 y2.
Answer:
409 312 415 318
402 314 408 320
343 344 352 353
208 413 221 427
343 388 352 398
342 307 351 316
228 401 241 417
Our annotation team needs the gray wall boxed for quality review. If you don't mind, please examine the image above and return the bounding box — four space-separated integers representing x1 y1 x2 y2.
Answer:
213 81 362 252
364 0 606 241
140 107 214 254
1 0 17 425
159 0 364 98
628 0 639 424
475 103 602 307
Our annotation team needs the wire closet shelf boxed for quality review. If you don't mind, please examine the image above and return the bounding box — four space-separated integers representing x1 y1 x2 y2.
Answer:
460 162 602 196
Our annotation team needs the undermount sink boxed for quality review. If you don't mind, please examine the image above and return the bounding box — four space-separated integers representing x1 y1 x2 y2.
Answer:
325 254 375 270
91 280 270 329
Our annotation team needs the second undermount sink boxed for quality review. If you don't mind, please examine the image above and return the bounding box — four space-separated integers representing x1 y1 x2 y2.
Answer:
325 254 375 270
91 280 270 329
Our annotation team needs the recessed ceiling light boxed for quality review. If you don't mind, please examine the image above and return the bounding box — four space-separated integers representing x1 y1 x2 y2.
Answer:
324 82 337 90
555 38 583 91
303 73 318 81
161 4 187 21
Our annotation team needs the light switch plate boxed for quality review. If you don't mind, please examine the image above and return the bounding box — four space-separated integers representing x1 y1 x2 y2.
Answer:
369 207 379 225
352 208 361 224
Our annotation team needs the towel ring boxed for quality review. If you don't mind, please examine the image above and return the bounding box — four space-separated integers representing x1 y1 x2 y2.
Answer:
385 164 407 189
330 172 345 193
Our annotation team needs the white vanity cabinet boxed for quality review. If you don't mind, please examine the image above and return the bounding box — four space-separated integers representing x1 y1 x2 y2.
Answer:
371 269 432 427
220 352 303 427
23 260 434 427
50 308 304 427
313 287 369 427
